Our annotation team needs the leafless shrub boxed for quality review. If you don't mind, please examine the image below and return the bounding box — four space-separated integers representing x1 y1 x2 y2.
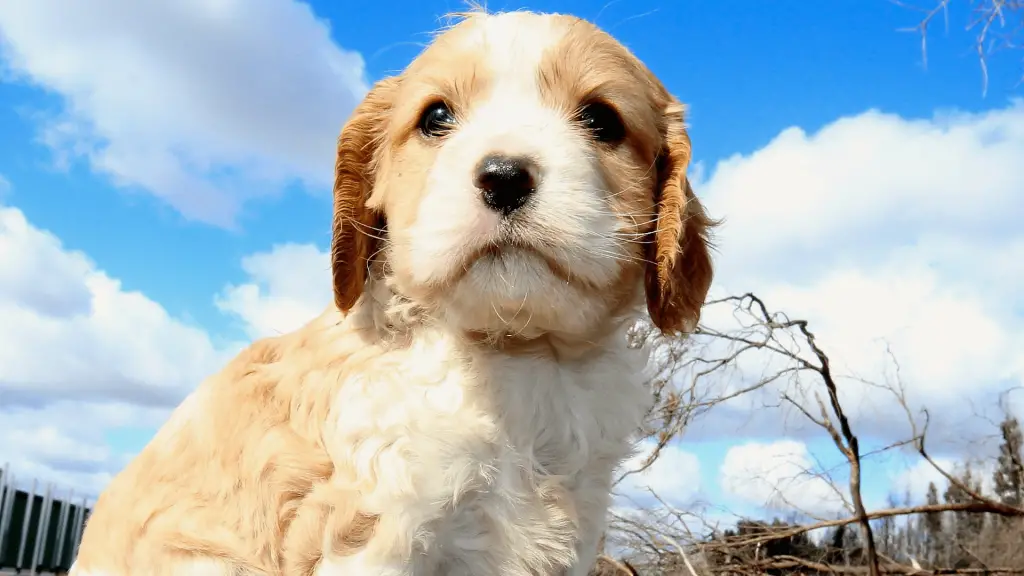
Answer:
597 293 1024 575
895 0 1024 93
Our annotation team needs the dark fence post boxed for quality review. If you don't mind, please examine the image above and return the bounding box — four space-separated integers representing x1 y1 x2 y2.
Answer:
0 463 93 574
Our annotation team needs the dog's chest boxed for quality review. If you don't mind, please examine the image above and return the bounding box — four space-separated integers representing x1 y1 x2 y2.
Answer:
484 344 649 474
322 331 651 574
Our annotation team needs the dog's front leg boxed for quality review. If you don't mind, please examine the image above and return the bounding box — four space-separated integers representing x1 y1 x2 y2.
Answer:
568 515 607 576
566 468 615 576
281 478 416 576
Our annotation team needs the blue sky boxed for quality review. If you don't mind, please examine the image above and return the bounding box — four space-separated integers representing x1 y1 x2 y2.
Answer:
1 0 1023 525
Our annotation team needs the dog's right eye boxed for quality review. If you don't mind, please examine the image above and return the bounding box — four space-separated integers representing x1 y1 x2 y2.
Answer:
418 102 457 138
577 100 626 144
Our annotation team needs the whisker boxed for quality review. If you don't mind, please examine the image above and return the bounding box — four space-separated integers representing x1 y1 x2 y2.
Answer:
358 236 394 279
491 301 510 325
347 219 390 242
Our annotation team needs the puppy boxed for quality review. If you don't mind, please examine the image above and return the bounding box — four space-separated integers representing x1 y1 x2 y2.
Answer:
70 9 714 576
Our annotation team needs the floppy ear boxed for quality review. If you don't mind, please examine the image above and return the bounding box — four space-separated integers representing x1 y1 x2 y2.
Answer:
331 78 399 313
644 99 716 336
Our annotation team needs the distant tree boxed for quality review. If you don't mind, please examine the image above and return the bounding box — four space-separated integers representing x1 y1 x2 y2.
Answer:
942 466 986 568
993 415 1024 508
875 493 899 561
923 481 943 565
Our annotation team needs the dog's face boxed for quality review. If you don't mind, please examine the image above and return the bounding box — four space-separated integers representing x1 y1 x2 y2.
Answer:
332 11 714 338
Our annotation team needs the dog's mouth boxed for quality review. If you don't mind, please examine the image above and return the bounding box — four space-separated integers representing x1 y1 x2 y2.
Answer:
457 237 614 295
470 240 555 273
403 215 625 296
480 233 543 259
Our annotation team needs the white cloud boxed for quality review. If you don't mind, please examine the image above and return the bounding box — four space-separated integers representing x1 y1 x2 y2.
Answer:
703 101 1024 288
0 0 369 226
616 441 702 507
215 242 331 339
753 260 1018 439
720 440 847 518
0 402 121 498
890 456 959 505
0 203 241 495
0 205 341 497
683 101 1024 452
0 205 235 408
889 453 1000 506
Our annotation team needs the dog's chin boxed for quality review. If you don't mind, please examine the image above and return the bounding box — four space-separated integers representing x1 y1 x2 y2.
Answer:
423 245 627 339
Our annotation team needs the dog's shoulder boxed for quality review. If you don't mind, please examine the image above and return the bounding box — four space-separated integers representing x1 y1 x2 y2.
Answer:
74 308 351 575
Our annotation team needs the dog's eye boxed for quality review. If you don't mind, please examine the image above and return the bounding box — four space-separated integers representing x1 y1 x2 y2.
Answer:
577 101 626 144
418 101 457 138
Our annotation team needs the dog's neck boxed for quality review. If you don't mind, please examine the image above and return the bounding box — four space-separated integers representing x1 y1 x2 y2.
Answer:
356 274 644 361
461 321 638 362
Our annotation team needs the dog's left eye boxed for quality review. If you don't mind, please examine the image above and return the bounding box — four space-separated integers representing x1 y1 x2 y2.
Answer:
577 101 626 144
419 101 457 138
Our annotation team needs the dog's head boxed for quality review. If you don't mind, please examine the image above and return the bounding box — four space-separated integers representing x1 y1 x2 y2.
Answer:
331 11 714 339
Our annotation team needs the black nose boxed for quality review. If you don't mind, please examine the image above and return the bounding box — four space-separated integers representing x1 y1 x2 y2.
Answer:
474 154 536 214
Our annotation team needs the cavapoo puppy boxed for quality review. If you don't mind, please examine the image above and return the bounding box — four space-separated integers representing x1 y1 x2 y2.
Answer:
71 8 714 576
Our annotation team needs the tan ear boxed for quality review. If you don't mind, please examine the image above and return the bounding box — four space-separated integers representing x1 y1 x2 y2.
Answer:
331 77 399 313
644 100 716 335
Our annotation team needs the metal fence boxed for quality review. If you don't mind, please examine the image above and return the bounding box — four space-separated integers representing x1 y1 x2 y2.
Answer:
0 463 91 575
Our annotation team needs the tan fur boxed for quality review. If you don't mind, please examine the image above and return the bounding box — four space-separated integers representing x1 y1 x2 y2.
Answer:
74 305 440 575
72 10 714 576
536 17 715 334
334 13 715 334
645 100 716 335
74 316 342 574
331 77 398 313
